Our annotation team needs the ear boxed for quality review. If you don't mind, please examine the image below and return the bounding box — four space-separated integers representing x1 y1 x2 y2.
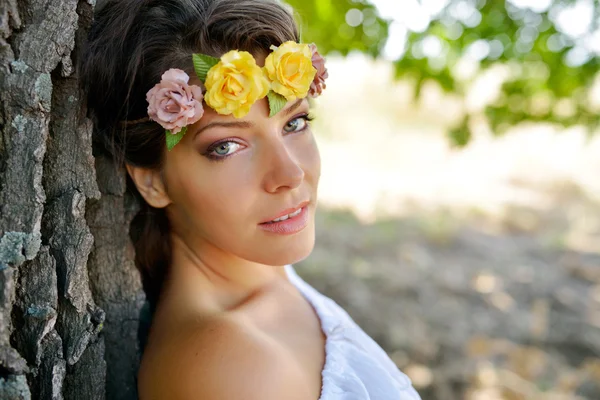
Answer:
126 164 172 209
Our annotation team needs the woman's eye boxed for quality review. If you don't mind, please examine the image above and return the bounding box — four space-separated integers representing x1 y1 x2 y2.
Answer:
207 141 242 158
284 116 309 133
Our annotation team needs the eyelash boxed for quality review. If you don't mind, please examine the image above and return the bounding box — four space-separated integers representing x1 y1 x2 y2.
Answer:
203 113 316 162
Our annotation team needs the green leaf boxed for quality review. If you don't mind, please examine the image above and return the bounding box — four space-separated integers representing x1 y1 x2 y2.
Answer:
267 91 287 117
192 54 220 82
448 126 471 148
166 127 187 151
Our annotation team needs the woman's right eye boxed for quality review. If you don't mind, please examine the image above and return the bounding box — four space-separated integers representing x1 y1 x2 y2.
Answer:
205 141 244 161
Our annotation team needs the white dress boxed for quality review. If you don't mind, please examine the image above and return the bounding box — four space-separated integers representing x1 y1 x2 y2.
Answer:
285 265 422 400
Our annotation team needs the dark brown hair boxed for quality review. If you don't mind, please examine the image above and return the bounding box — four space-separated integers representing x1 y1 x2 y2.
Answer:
80 0 299 312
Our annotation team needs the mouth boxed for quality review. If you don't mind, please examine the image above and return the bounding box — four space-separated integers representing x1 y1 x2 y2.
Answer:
258 201 310 235
259 200 310 225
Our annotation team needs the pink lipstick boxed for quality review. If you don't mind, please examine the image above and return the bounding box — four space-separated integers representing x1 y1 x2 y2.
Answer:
258 205 309 235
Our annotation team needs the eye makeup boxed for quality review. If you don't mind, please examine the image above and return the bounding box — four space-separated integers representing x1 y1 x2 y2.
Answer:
202 113 316 162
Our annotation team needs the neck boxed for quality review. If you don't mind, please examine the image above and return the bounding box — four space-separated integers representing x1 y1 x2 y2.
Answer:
158 232 289 318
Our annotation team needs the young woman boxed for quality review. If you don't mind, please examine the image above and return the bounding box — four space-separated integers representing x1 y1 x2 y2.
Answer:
81 0 421 398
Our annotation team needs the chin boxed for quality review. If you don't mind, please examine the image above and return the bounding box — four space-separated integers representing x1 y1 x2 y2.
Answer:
253 229 316 266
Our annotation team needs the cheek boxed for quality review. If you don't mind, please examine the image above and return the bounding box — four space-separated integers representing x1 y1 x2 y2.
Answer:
294 132 321 181
174 158 258 230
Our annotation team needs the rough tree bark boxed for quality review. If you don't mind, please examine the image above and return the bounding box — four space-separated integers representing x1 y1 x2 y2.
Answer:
0 1 145 399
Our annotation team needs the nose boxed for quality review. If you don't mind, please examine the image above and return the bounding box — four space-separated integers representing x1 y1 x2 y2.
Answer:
262 140 305 193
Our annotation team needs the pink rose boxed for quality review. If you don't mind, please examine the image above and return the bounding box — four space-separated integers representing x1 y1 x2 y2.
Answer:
308 44 329 98
146 69 204 134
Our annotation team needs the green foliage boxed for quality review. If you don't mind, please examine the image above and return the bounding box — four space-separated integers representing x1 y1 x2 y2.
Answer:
285 0 600 145
193 53 220 82
449 121 472 147
284 0 389 57
267 91 288 117
166 127 187 151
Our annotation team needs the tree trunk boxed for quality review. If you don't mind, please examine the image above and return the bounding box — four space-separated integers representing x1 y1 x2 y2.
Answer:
0 1 144 399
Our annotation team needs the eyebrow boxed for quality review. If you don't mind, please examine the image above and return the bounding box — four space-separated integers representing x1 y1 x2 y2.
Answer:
194 120 253 138
194 99 307 137
281 98 305 117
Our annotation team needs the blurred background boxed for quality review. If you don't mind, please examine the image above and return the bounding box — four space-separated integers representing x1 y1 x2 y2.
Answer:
282 0 600 399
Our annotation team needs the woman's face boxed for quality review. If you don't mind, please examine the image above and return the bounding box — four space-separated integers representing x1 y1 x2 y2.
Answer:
160 94 321 268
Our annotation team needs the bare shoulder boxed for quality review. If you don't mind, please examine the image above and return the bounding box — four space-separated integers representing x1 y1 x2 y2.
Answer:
138 314 311 400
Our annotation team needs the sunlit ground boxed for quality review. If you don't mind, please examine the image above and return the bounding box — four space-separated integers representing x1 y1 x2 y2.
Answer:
312 54 600 254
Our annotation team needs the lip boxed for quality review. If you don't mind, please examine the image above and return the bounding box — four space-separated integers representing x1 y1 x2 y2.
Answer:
258 205 309 235
260 200 310 224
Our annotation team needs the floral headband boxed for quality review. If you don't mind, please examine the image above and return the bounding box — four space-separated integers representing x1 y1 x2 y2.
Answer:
145 41 329 151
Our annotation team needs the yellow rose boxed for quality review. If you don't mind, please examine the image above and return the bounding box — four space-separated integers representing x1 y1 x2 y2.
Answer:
205 50 270 118
263 41 317 102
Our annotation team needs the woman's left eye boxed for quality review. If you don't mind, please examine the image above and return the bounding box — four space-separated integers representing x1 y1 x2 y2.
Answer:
283 115 313 133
